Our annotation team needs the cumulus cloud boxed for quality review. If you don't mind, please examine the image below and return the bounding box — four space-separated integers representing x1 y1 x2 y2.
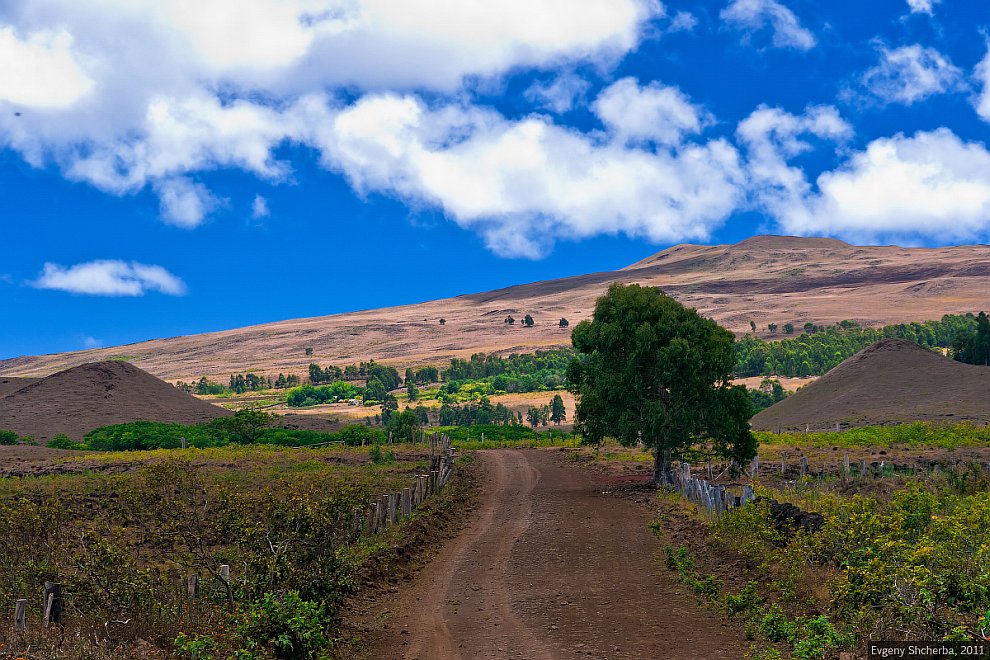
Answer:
780 129 990 243
524 73 590 114
251 194 270 219
737 104 852 224
720 0 816 51
0 26 93 108
739 106 990 244
592 77 707 146
861 44 964 105
154 178 220 228
32 260 187 296
905 0 939 15
319 93 745 257
0 0 657 230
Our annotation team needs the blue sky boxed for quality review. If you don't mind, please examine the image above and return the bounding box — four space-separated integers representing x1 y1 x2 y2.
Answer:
2 0 990 359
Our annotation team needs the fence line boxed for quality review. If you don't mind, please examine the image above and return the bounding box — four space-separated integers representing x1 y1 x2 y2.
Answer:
672 462 755 515
9 433 458 634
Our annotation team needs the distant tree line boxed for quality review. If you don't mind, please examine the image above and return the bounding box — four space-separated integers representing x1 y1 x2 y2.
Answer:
734 314 981 377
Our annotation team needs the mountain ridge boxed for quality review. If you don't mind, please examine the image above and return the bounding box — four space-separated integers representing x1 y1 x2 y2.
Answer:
5 236 990 380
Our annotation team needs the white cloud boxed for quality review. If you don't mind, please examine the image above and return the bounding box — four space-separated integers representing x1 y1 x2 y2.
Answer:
82 335 103 349
781 129 990 243
906 0 939 15
668 11 698 33
975 46 990 124
0 26 94 108
861 44 964 105
737 104 852 223
593 77 707 146
251 194 270 219
524 73 590 114
32 260 187 296
720 0 816 51
0 0 658 229
153 178 220 228
318 92 745 258
739 109 990 244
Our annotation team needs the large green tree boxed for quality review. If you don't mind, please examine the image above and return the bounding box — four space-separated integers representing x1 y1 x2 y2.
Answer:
567 283 756 486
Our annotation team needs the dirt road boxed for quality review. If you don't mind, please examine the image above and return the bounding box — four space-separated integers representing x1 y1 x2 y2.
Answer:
369 449 749 659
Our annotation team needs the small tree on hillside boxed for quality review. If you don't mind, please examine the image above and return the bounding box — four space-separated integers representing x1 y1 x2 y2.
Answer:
568 283 755 486
750 321 757 333
768 323 778 334
526 406 545 428
783 323 795 334
549 394 566 425
439 318 446 326
803 322 816 334
406 380 419 402
505 316 515 325
305 347 313 356
523 314 534 327
559 318 569 328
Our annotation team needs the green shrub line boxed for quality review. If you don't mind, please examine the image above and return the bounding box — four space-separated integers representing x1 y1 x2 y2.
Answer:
755 422 990 449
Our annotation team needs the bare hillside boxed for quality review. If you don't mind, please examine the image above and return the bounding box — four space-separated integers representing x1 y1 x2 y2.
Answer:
4 236 990 380
751 339 990 431
0 361 230 441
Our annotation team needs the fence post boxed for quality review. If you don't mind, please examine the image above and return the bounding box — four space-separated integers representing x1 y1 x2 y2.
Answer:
843 454 851 478
742 485 755 504
14 598 26 632
860 459 867 478
43 582 62 627
180 436 187 449
187 575 200 599
219 565 230 583
800 456 808 477
751 456 759 479
402 488 411 517
781 455 786 475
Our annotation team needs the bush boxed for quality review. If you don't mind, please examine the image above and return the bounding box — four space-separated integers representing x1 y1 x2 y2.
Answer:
0 430 19 445
234 592 332 659
47 434 83 450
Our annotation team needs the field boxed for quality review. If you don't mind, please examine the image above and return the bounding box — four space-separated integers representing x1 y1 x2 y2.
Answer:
569 424 990 658
0 443 475 659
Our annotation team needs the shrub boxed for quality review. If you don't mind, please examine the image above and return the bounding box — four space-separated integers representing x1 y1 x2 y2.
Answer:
47 434 83 450
234 592 331 659
759 604 796 643
0 430 18 445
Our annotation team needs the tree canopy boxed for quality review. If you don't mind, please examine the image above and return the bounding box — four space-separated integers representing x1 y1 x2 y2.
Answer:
568 283 755 485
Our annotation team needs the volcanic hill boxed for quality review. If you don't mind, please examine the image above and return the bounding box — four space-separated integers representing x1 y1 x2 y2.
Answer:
750 339 990 431
4 235 990 380
0 361 230 441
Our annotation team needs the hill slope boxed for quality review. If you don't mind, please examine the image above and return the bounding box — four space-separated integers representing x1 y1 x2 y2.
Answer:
4 236 990 380
750 339 990 431
0 361 230 441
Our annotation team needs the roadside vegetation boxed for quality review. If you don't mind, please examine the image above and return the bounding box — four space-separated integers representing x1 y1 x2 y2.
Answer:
0 443 476 659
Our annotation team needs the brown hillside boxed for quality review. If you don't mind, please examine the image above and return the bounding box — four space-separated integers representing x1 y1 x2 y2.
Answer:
0 377 37 397
0 361 230 441
750 339 990 432
4 236 990 380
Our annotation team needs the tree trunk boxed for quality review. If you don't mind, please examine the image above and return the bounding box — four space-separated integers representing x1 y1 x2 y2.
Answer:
651 447 674 487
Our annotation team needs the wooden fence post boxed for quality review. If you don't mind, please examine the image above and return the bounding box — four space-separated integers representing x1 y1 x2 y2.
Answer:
14 598 26 632
219 565 230 583
800 457 808 477
402 488 411 517
843 454 851 477
781 455 786 475
751 456 759 479
187 575 200 599
43 582 61 627
860 459 867 478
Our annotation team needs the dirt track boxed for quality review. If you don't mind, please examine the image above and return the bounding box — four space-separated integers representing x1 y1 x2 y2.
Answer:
369 449 748 659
